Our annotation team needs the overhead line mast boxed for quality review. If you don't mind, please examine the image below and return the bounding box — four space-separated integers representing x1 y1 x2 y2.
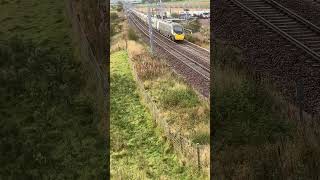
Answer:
147 0 154 54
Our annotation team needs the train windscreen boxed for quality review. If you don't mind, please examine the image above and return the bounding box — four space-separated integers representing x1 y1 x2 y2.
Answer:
173 25 183 34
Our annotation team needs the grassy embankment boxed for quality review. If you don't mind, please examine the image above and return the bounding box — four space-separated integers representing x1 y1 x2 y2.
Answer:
110 10 209 178
110 51 205 179
213 40 320 179
0 0 106 178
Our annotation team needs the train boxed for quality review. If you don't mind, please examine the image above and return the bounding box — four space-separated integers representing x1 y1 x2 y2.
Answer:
131 9 185 41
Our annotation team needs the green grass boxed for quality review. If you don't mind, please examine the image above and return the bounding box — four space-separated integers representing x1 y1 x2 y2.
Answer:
0 0 71 54
110 51 204 179
0 0 106 179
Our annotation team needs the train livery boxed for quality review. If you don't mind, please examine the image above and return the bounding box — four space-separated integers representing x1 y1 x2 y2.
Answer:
131 10 185 41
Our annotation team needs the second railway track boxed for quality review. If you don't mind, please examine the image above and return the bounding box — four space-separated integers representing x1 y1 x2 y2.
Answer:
230 0 320 65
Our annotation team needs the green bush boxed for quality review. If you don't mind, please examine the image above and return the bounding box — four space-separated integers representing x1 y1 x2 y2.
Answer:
185 35 199 43
110 12 119 20
128 28 138 41
116 1 123 12
171 12 179 18
160 88 199 109
186 19 201 33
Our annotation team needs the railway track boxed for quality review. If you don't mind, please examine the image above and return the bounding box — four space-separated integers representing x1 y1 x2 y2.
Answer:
131 13 210 66
128 11 210 81
179 41 210 62
229 0 320 66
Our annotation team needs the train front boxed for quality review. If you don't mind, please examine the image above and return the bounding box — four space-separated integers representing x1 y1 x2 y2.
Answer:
172 24 185 41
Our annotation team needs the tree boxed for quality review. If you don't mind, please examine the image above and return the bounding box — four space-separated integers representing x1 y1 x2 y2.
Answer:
117 1 123 12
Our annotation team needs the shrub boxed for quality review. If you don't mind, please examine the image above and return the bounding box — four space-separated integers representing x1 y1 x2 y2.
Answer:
160 87 199 109
116 1 123 12
186 19 201 33
185 35 199 43
171 12 179 18
128 28 138 41
110 12 119 20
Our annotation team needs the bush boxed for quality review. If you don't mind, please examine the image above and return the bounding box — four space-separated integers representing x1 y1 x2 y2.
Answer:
160 87 199 109
186 19 201 33
116 1 123 12
128 28 138 41
171 12 179 18
185 35 199 43
110 12 119 20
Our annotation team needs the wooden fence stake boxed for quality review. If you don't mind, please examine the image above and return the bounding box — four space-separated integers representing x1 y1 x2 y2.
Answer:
180 132 183 153
197 143 200 172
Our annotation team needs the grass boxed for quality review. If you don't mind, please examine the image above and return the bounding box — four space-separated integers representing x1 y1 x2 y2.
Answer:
0 0 71 55
0 0 106 178
212 40 320 179
110 51 205 179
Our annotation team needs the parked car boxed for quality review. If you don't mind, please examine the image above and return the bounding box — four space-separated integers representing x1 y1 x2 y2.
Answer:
179 13 192 20
200 12 210 19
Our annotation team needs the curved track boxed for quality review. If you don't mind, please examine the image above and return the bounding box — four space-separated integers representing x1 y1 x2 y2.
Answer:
230 0 320 65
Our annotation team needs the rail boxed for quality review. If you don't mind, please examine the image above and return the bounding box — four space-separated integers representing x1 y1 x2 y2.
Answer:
230 0 320 63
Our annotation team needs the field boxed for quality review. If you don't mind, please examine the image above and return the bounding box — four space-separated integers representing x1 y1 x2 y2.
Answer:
0 0 106 178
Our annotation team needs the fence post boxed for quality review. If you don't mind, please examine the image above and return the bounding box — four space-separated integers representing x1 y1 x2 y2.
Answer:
180 132 183 153
197 143 200 173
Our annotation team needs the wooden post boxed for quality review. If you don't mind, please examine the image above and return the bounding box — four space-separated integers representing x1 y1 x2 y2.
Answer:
197 143 200 172
180 132 183 153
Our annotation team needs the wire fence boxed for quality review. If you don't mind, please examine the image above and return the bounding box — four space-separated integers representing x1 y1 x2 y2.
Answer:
128 57 210 173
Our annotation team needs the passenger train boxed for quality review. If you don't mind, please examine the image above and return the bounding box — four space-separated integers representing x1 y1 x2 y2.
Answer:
131 9 185 41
